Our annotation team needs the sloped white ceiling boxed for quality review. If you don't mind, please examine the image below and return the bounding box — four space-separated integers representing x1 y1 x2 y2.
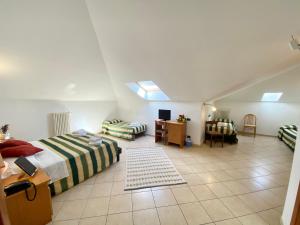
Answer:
216 65 300 103
0 0 115 101
1 0 300 102
86 0 300 102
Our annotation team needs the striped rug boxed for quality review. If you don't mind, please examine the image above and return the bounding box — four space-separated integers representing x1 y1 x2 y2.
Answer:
124 147 186 190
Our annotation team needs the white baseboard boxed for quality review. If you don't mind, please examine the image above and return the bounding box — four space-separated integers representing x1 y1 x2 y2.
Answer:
237 131 276 137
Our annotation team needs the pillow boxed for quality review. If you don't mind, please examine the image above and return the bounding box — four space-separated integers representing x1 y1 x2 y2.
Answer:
0 140 31 149
0 145 43 158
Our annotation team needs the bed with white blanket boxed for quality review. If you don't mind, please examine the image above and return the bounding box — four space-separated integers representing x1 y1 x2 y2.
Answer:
5 133 121 195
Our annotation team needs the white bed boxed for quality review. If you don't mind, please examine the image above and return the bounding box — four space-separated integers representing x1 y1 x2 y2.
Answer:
3 141 69 183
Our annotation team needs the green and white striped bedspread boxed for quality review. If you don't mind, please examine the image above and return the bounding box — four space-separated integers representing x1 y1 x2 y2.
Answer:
278 125 297 139
206 119 237 135
278 125 297 150
38 134 119 195
102 120 147 140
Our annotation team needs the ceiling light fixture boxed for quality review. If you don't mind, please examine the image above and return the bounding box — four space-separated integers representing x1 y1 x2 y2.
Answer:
289 35 300 50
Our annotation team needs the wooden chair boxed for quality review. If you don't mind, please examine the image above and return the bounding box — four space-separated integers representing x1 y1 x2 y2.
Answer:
243 114 256 137
155 120 168 144
205 121 224 148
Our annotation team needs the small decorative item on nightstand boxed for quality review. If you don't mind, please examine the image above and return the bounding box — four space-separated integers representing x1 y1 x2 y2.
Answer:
0 124 9 141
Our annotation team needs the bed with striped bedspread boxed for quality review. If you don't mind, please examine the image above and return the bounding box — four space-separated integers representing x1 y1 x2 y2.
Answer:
205 118 238 144
278 125 297 150
206 118 237 135
38 133 120 195
102 120 147 140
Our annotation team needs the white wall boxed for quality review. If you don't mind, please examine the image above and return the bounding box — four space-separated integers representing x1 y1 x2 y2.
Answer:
0 0 116 101
0 99 118 141
282 130 300 225
215 101 300 136
117 99 203 145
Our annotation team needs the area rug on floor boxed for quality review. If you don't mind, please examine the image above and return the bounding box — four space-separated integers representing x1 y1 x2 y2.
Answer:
124 147 186 190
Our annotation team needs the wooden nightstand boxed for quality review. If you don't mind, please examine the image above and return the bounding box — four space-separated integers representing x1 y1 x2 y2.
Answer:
1 170 52 225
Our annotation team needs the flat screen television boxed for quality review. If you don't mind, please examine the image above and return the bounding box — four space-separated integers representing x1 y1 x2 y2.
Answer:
158 109 171 121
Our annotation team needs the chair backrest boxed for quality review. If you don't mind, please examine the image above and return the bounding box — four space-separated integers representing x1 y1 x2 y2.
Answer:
244 114 256 125
205 121 218 131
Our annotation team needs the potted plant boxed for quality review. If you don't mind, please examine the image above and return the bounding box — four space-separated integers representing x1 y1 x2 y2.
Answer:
177 115 187 123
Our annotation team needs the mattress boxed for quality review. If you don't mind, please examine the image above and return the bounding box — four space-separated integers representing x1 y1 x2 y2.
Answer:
102 120 147 140
4 141 69 183
40 133 120 195
206 119 237 135
3 133 120 195
278 125 297 150
278 125 297 139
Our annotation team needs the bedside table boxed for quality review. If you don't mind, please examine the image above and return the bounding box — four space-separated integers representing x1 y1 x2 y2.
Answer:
2 170 52 225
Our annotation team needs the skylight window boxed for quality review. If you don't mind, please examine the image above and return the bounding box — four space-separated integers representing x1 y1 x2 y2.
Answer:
261 92 283 102
137 81 160 92
126 81 170 101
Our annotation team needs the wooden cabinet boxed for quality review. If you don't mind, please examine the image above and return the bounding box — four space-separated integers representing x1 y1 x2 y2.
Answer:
166 121 186 148
2 170 52 225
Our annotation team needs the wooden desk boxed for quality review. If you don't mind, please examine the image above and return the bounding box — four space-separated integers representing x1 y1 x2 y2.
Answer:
155 120 186 148
2 170 52 225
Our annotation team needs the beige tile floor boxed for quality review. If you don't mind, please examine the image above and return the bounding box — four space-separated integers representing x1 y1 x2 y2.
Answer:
48 135 293 225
